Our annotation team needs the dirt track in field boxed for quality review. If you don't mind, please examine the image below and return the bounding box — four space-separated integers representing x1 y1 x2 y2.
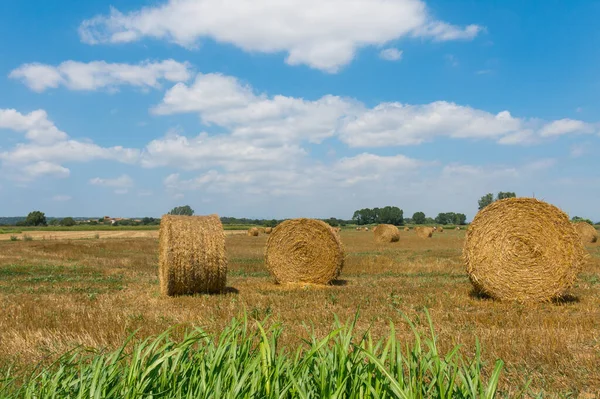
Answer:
0 230 246 241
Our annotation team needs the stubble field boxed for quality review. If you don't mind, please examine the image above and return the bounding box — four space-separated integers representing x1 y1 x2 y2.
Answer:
0 229 598 396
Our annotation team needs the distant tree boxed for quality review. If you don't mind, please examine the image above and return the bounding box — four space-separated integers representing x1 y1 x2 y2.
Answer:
168 205 194 216
353 207 403 226
142 217 158 225
60 217 76 227
48 219 60 226
435 212 468 225
98 218 105 223
478 193 494 210
497 192 516 201
572 216 594 225
25 211 47 226
412 212 426 224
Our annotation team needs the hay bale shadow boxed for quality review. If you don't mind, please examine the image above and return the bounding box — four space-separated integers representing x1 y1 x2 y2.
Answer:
552 293 579 304
331 279 349 286
468 289 493 301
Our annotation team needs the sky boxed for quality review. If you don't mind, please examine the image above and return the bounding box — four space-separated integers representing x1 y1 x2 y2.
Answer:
0 0 599 221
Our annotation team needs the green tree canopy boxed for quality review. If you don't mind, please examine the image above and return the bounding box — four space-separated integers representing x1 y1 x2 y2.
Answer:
435 212 467 225
478 192 517 210
412 212 426 224
168 205 195 216
60 217 76 227
352 206 404 226
25 211 47 226
572 216 594 225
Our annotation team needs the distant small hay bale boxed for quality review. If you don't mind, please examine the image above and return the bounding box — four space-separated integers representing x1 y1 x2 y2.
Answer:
265 218 344 285
247 227 259 236
415 226 434 238
574 222 598 244
374 224 400 243
159 214 227 296
464 198 587 303
364 227 369 231
437 226 444 233
404 227 410 231
258 227 266 234
455 227 461 231
265 227 273 234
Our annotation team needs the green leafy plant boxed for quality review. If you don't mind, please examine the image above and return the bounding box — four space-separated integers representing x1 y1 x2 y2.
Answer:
0 311 503 398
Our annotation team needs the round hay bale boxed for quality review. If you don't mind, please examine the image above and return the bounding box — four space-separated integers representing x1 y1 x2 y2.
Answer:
464 198 587 302
374 224 400 243
258 227 266 234
415 226 434 238
574 222 598 244
404 227 410 232
437 226 444 233
158 214 227 296
364 227 369 231
265 218 344 285
247 227 259 236
455 226 461 231
265 227 273 234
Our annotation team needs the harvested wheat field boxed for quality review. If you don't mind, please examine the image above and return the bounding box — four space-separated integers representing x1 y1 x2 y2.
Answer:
0 228 599 396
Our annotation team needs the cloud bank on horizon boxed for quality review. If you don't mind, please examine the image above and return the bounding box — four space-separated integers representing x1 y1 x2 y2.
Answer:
0 0 598 220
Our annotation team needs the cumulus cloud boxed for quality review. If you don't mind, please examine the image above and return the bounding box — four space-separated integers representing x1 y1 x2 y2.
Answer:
338 102 597 147
379 48 403 61
141 131 307 171
0 109 68 144
0 108 139 182
152 73 596 149
153 73 360 145
10 59 191 92
78 0 482 72
23 162 71 180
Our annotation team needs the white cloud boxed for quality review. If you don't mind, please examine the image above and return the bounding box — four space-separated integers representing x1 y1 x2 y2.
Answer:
52 195 72 202
151 73 597 151
10 59 191 92
338 102 596 147
153 73 359 145
89 174 134 188
0 108 139 182
538 119 595 137
23 162 71 180
0 109 67 144
379 48 403 61
141 132 306 171
78 0 482 72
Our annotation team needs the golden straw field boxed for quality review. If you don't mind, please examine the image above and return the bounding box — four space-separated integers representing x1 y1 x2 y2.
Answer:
0 229 599 396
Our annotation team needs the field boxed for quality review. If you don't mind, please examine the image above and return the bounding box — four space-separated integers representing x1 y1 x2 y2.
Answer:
0 229 599 396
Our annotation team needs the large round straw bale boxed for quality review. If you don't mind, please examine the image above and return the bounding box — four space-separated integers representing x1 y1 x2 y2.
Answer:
464 198 587 302
265 218 344 285
437 226 444 233
265 227 273 234
374 224 400 243
415 226 434 238
159 214 227 296
574 222 598 244
247 227 259 236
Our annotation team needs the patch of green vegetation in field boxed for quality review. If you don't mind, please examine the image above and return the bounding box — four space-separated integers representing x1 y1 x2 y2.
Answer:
0 312 502 398
0 264 124 294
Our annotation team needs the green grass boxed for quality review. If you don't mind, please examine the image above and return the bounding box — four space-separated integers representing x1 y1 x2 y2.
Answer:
0 311 503 398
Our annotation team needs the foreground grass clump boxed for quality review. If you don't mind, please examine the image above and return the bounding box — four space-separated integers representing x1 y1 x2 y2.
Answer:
0 313 502 398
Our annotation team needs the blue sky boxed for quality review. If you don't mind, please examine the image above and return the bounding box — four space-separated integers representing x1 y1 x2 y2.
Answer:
0 0 598 221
